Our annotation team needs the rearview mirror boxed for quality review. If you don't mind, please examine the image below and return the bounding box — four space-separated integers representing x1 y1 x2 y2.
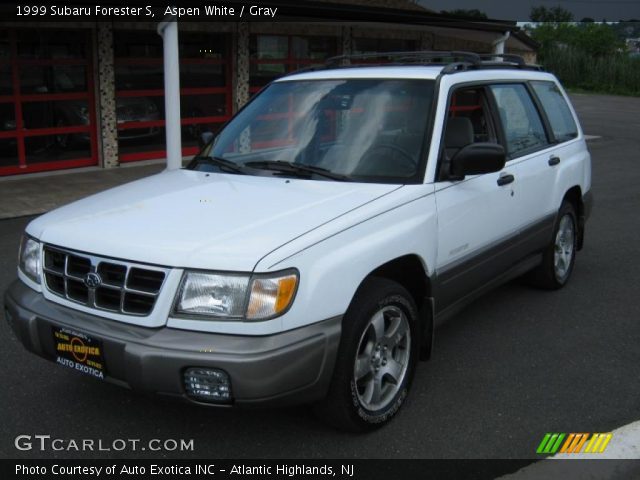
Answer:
198 131 215 149
450 143 506 178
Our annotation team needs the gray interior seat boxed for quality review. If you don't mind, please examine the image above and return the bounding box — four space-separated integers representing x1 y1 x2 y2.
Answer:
439 116 474 179
444 116 474 160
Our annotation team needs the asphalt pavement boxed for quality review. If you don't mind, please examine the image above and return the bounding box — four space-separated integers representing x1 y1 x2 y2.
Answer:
0 93 639 460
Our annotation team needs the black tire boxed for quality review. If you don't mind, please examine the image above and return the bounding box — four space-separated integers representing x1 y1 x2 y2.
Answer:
315 277 419 432
527 201 578 290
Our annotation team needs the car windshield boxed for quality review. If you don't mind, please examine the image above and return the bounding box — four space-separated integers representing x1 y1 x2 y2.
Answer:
192 78 435 183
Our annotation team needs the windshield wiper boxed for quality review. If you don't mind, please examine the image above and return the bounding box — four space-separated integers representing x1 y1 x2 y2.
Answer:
191 156 247 175
245 160 349 181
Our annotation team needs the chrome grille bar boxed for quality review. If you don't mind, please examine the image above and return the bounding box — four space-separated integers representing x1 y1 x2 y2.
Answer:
43 245 169 317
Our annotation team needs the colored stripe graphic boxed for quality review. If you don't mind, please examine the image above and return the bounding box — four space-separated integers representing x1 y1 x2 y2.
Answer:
537 433 613 454
584 433 613 453
560 433 588 453
536 433 565 454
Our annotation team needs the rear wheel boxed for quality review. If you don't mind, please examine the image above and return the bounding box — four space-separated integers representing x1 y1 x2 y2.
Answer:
315 277 419 432
527 201 577 289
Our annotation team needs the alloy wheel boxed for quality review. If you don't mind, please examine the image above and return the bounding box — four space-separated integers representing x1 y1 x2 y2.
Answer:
554 214 575 282
353 305 411 411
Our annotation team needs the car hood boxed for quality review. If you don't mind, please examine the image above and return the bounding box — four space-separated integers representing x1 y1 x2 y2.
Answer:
27 170 401 271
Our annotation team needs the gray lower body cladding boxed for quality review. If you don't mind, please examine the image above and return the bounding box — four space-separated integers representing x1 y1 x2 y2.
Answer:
4 280 341 407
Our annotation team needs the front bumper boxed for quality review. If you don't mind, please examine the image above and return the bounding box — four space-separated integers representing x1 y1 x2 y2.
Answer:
4 280 341 407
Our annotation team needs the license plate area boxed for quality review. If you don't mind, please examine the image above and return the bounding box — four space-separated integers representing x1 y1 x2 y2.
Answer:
52 326 106 380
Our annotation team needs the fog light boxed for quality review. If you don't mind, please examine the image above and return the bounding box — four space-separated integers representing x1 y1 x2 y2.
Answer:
183 368 232 403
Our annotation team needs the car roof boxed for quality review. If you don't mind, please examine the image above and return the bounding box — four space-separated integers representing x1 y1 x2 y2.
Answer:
276 65 556 83
277 66 445 82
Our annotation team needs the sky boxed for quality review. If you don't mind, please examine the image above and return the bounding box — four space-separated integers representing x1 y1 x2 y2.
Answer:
418 0 640 21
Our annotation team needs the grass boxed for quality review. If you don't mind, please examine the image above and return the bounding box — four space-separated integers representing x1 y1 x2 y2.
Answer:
540 47 640 97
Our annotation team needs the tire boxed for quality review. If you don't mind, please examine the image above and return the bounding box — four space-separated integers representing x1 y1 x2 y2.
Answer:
527 201 578 289
315 277 419 432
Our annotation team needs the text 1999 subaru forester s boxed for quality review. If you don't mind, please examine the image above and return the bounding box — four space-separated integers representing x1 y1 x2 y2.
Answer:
4 52 592 431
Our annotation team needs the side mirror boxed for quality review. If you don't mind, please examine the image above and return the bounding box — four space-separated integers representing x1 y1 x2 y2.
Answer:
450 143 506 178
198 131 215 149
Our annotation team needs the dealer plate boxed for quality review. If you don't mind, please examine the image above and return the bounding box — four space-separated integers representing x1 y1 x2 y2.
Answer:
52 326 106 380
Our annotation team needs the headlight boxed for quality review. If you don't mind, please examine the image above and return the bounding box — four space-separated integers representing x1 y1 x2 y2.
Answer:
174 270 298 321
176 273 249 318
18 235 41 284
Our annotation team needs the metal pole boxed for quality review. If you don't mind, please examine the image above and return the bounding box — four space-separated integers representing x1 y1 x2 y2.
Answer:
492 31 511 61
158 16 182 171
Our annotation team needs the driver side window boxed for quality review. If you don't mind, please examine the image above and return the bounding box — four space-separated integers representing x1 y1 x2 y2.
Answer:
439 86 497 180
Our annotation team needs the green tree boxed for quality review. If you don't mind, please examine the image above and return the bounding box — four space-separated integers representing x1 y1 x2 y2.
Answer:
610 21 640 40
574 23 625 56
529 22 577 51
530 5 574 23
530 21 624 57
527 9 638 97
442 9 488 19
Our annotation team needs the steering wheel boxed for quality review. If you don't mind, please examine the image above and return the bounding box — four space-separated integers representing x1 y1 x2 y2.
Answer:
357 143 417 176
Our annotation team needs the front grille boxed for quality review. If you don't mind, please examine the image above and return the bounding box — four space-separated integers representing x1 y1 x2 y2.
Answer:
43 246 168 316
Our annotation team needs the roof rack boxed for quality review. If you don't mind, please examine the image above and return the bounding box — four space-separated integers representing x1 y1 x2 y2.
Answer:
320 50 542 73
476 53 528 64
326 50 481 66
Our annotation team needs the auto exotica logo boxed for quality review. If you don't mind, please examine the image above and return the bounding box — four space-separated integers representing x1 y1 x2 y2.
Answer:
536 433 612 454
53 328 105 379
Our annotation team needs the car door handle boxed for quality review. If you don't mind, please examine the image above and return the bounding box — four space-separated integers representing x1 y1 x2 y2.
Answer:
548 156 561 166
497 173 515 186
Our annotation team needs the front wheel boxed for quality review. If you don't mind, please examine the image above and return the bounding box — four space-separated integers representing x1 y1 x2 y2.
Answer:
315 277 419 432
527 201 578 289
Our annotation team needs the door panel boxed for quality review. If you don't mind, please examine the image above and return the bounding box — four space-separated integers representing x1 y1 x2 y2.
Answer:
434 172 519 311
489 83 557 248
509 149 558 230
434 85 521 311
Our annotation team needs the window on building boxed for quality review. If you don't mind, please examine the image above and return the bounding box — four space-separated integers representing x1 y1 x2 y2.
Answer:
16 30 87 59
352 37 418 55
249 34 338 92
113 30 232 162
0 30 10 61
0 29 97 176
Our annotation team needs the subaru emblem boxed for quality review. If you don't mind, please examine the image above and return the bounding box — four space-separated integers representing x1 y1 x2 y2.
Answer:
84 272 102 289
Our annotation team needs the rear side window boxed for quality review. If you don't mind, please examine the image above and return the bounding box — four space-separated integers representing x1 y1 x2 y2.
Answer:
490 84 548 158
531 81 578 143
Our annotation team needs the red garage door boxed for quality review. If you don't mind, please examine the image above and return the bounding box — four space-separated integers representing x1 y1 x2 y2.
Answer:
113 30 232 162
0 29 98 176
249 34 338 94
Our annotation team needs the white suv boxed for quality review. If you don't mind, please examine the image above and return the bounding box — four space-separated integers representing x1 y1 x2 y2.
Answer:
5 52 592 431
